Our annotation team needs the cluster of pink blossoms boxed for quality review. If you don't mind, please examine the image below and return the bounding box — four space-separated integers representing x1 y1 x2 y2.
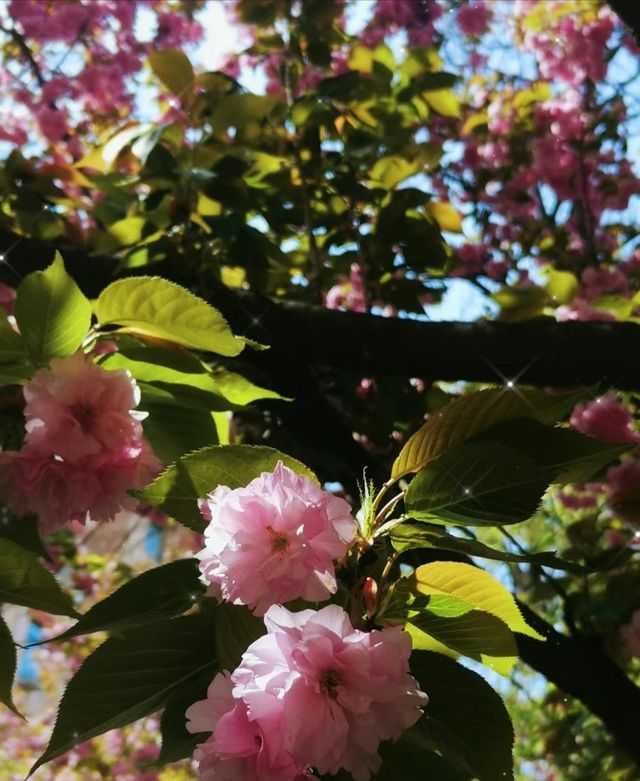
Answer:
191 465 427 779
570 393 640 444
186 605 427 781
196 462 357 615
0 352 160 533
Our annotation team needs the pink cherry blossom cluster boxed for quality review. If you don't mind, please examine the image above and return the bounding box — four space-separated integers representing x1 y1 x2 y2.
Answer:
325 264 367 313
514 2 616 86
196 462 357 615
362 0 443 49
570 393 640 444
0 351 160 533
186 605 427 781
3 1 204 156
190 465 427 778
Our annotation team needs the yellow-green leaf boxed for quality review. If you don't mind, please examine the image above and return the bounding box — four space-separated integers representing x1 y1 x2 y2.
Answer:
423 89 461 118
427 201 463 233
412 561 543 640
14 252 92 365
391 386 586 479
370 156 423 190
148 49 195 99
95 277 245 357
543 267 578 305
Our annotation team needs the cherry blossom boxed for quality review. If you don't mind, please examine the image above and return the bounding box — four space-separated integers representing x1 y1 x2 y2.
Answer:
196 462 356 615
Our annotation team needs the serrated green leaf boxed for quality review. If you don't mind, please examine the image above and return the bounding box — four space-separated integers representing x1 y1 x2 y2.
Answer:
472 418 629 484
0 512 48 559
375 733 471 781
48 559 204 642
30 611 217 776
0 614 19 715
148 50 195 98
215 604 265 672
14 252 92 365
135 445 317 532
392 386 589 479
141 401 219 463
95 276 246 356
411 561 543 640
0 538 77 616
389 523 585 573
407 608 518 676
410 651 514 781
157 667 212 765
404 440 549 526
0 317 27 365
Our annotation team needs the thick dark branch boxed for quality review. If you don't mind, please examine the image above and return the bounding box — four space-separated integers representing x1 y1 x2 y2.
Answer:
1 230 640 390
517 601 640 765
213 289 640 390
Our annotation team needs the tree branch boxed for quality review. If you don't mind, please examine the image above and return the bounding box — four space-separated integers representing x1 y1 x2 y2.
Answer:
517 600 640 766
2 229 640 390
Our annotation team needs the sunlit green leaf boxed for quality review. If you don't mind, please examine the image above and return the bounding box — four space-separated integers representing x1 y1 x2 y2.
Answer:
49 560 204 642
148 50 195 98
0 538 77 617
14 252 92 365
0 615 19 715
95 277 245 356
135 445 317 531
30 611 217 776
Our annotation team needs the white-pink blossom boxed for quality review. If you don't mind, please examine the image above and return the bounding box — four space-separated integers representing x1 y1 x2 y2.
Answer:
186 606 426 781
570 393 639 444
196 462 356 615
233 605 427 780
186 672 309 781
0 352 160 532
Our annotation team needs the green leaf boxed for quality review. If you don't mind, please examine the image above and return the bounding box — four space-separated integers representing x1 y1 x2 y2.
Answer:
369 156 424 190
135 445 317 532
0 614 19 715
49 559 205 642
423 89 460 117
407 608 518 676
392 387 589 479
427 202 463 233
0 364 33 387
411 561 543 640
389 523 585 573
0 317 27 364
207 366 287 405
158 667 212 764
0 512 48 559
471 418 629 484
215 604 264 672
14 252 92 365
148 50 195 98
30 611 217 776
0 538 77 616
141 402 219 463
404 440 550 526
410 650 514 781
95 277 245 356
376 733 471 781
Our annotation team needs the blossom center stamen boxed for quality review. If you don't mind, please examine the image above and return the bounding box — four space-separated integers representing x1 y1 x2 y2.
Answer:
320 669 341 699
266 524 289 551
